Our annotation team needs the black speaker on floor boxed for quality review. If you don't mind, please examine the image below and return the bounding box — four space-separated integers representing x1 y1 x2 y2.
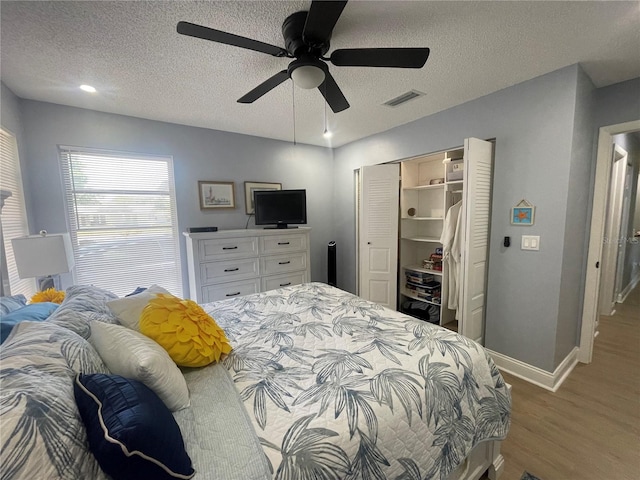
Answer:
328 241 337 287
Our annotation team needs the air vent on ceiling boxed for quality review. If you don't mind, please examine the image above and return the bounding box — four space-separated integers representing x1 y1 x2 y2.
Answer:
383 90 425 107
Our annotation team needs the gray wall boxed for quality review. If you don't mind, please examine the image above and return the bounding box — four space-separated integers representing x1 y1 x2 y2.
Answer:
333 65 582 372
594 77 640 128
555 66 596 367
17 100 335 296
1 83 24 149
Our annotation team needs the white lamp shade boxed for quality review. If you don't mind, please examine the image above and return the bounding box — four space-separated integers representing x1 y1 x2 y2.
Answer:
291 65 325 89
11 233 75 279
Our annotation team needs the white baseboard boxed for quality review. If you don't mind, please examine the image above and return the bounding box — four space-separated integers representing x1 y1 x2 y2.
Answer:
485 347 579 392
617 272 640 304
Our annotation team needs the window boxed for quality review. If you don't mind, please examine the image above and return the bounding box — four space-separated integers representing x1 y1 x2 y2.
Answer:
0 128 36 297
59 147 182 297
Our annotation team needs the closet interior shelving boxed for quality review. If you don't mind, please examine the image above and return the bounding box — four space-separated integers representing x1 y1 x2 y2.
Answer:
399 147 465 329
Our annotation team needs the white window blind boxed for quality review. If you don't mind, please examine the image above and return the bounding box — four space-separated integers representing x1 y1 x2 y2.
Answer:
59 147 182 297
0 128 36 297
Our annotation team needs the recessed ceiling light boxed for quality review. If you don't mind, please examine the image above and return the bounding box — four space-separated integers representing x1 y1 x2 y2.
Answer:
80 84 96 93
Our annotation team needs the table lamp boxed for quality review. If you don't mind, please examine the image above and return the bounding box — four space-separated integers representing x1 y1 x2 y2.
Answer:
11 231 74 290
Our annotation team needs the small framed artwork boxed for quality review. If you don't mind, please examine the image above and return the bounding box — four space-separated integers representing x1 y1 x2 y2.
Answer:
198 181 235 209
244 181 282 214
511 199 535 225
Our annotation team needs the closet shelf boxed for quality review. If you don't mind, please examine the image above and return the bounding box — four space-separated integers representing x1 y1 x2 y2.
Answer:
401 216 444 221
401 289 441 306
402 184 444 191
403 265 443 276
446 180 464 185
401 236 442 243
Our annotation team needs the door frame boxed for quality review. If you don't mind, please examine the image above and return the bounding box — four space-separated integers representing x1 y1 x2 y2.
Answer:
579 119 640 364
614 155 634 302
598 144 629 316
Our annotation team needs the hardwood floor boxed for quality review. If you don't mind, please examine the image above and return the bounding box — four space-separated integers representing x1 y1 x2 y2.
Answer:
495 283 640 479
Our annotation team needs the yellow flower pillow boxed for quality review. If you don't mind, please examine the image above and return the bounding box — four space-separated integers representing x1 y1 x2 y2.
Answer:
139 294 232 367
31 288 65 304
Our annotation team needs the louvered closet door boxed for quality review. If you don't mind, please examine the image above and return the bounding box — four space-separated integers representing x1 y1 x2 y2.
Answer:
358 164 399 308
460 138 493 344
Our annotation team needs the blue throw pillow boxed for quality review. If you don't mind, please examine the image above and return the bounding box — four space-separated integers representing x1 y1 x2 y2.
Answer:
73 373 195 480
1 302 59 344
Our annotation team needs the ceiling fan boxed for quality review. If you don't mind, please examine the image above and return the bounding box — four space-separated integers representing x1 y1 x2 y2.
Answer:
177 0 430 113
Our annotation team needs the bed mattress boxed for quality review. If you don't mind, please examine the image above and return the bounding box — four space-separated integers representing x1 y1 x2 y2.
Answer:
176 283 511 480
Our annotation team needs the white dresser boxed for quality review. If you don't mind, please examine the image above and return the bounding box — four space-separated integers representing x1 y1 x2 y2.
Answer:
183 228 311 303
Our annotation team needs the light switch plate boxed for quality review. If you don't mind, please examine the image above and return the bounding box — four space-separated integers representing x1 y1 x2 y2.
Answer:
521 235 540 251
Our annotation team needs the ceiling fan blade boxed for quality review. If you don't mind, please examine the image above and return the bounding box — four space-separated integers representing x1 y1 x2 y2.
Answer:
177 21 288 57
237 70 290 104
303 1 348 47
330 48 430 68
318 71 349 113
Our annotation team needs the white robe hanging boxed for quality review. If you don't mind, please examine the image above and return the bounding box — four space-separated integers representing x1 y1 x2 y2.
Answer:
440 200 463 319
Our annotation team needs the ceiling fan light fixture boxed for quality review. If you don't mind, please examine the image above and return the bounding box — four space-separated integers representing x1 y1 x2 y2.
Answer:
291 65 325 89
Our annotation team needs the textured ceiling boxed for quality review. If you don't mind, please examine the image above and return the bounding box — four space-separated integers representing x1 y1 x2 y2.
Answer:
1 1 639 147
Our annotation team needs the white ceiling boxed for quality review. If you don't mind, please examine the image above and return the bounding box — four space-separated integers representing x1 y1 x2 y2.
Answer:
1 1 639 148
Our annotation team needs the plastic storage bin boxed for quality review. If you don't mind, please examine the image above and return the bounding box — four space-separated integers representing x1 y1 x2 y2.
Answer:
448 160 464 181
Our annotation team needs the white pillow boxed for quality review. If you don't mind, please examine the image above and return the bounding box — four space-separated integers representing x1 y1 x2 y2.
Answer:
106 285 170 331
89 321 190 411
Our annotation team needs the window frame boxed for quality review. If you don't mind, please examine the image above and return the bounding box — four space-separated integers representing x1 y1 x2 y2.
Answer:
58 145 183 297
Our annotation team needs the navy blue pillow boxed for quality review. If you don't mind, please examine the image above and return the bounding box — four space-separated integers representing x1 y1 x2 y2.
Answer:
1 302 59 344
125 287 147 297
74 373 194 480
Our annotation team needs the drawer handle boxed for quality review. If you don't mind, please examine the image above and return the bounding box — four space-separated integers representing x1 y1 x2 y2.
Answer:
277 242 290 245
279 282 291 287
222 246 238 250
226 292 241 297
278 261 291 265
224 268 239 272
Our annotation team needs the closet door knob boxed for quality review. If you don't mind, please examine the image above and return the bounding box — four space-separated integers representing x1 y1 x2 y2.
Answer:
367 242 371 245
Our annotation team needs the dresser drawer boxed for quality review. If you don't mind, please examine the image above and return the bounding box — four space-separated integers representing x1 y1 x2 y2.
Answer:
262 272 306 292
260 233 307 255
199 237 258 261
200 257 259 285
201 278 260 303
261 252 307 275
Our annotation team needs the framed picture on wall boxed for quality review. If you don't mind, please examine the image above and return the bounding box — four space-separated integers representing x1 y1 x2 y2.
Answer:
511 199 535 225
244 181 282 214
198 181 235 209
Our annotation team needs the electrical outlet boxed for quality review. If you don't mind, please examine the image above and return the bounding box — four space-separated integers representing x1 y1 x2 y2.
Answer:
521 235 540 251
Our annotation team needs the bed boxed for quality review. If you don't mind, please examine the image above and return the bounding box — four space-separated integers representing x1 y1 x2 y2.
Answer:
0 282 510 480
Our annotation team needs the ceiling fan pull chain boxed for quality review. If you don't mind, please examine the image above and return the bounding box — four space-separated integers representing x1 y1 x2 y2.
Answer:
292 81 297 146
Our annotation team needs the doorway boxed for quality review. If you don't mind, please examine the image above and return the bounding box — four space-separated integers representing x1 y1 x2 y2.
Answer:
580 120 640 364
598 144 630 316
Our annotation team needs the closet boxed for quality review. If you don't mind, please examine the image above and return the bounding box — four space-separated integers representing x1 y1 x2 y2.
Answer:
359 137 493 345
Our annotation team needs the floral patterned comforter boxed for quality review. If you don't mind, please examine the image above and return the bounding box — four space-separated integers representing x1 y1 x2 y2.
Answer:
203 283 510 480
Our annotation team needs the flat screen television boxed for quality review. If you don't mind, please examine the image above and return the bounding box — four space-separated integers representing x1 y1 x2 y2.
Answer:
254 189 307 229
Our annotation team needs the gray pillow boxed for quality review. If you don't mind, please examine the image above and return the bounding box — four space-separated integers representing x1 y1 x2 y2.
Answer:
0 321 110 479
0 294 27 315
46 285 120 338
